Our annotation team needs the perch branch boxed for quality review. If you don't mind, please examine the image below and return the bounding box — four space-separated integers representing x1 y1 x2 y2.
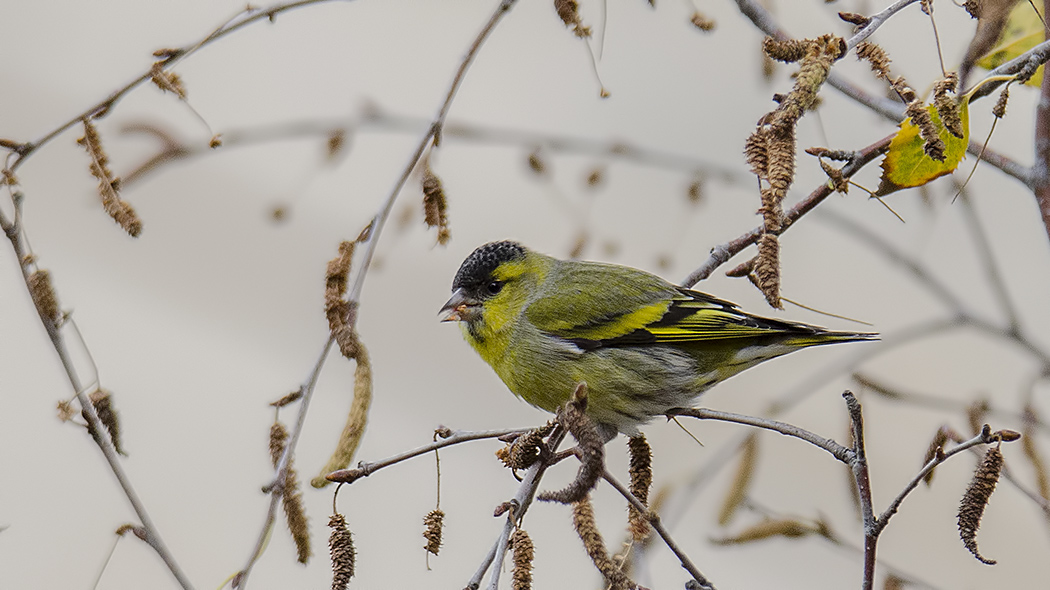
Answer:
670 407 854 464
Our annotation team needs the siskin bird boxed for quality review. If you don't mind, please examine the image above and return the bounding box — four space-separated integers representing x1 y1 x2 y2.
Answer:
440 241 877 439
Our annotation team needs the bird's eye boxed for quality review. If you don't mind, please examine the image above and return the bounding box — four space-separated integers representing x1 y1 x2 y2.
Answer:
485 281 503 295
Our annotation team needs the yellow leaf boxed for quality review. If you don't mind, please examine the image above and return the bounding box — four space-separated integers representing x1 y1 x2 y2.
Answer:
876 100 970 196
976 0 1045 87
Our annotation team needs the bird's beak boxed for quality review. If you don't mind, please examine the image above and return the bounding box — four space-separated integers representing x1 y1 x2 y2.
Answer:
439 288 479 322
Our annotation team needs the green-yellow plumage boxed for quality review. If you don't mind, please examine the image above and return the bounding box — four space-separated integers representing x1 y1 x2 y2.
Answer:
440 241 877 439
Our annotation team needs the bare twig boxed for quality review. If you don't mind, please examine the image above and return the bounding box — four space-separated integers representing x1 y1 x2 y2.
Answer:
466 540 500 590
843 396 1020 589
0 207 194 590
345 0 519 307
844 0 924 52
236 337 333 588
875 427 1007 536
670 407 854 464
602 470 715 590
240 1 522 584
680 135 891 286
324 427 531 484
2 0 347 176
643 317 959 570
116 114 745 189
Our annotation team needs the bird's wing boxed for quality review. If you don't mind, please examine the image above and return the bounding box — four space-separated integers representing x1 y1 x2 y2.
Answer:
523 261 677 343
642 289 812 342
528 274 820 349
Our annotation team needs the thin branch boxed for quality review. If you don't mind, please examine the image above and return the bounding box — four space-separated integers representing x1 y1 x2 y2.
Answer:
845 0 923 52
466 540 500 590
2 0 348 175
874 427 1002 535
235 337 334 588
680 135 891 286
602 470 715 590
968 39 1050 100
0 207 194 590
345 0 518 306
324 427 530 484
239 1 522 583
116 114 747 189
670 407 854 464
648 317 959 548
731 0 921 54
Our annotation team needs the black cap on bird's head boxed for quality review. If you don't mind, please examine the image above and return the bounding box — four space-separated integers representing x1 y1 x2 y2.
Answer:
441 241 526 322
452 241 527 291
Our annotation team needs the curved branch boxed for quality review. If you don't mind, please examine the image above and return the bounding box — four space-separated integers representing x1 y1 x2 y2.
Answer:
2 0 347 175
670 407 854 464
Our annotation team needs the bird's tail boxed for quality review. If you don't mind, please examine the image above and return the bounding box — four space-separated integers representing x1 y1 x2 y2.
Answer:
784 329 879 348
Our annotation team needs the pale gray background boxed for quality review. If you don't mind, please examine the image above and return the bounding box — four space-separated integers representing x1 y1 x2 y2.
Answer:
1 1 1047 589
